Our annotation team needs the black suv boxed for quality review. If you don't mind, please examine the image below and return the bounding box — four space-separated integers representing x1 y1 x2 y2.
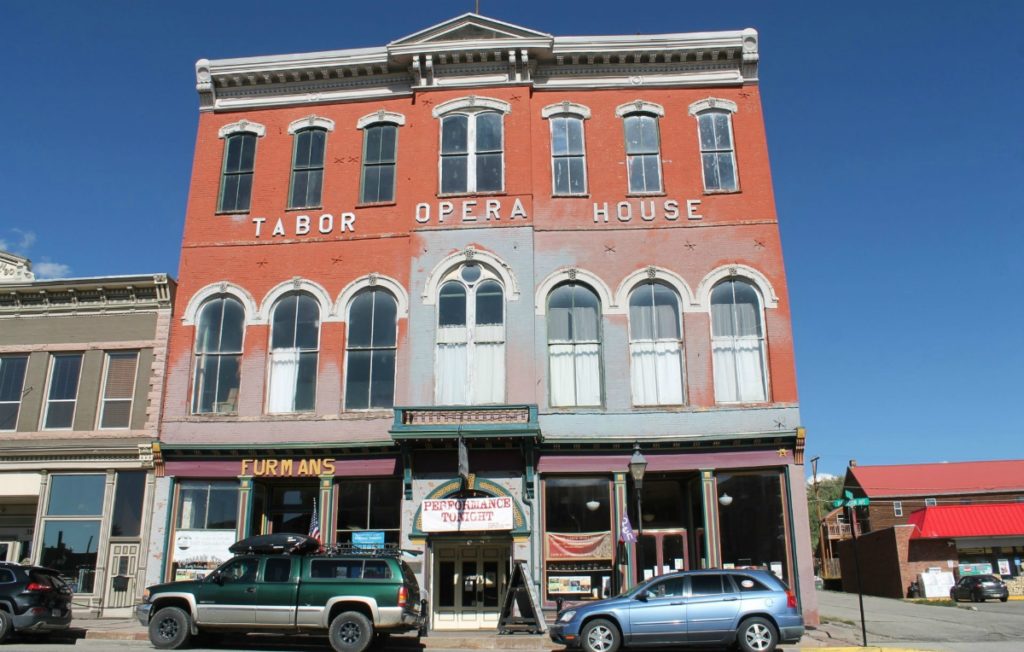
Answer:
0 563 73 642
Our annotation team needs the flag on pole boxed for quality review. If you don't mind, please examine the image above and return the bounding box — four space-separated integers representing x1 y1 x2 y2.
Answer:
619 514 637 543
309 495 321 543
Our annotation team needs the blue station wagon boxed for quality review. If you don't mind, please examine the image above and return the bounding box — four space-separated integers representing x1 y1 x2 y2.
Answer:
549 569 804 652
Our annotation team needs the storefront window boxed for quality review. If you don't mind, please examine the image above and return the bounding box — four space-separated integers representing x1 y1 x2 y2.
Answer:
336 479 401 546
110 471 146 537
717 471 789 583
543 477 614 603
40 474 105 593
172 480 239 582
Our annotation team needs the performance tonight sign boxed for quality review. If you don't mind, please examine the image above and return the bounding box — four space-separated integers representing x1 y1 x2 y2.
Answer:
421 496 514 533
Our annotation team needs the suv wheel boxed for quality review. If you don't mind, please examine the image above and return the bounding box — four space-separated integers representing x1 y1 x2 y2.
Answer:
737 616 777 652
329 611 373 652
580 618 621 652
0 609 12 643
148 606 192 650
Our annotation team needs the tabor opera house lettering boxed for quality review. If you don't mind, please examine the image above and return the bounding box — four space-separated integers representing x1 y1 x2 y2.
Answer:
421 496 514 533
241 458 336 477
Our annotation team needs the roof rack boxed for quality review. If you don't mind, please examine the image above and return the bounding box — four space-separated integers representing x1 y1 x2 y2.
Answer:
321 543 422 558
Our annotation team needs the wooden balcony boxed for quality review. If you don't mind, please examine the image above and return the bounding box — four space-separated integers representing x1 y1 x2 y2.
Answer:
825 521 861 539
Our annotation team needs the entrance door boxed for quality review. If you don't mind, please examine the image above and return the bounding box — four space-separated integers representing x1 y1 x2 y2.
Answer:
432 542 509 630
635 530 689 582
103 542 140 614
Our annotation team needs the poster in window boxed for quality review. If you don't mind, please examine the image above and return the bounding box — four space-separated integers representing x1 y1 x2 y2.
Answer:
173 529 235 578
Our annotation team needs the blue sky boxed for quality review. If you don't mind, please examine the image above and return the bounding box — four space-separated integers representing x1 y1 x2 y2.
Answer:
2 1 1021 477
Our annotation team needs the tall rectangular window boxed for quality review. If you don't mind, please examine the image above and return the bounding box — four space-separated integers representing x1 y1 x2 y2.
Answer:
43 354 82 429
550 116 587 195
698 111 738 191
110 471 146 537
893 501 903 517
218 132 256 212
623 114 662 194
0 355 28 431
177 481 239 530
41 474 105 593
289 128 326 208
361 124 397 203
440 111 503 194
99 351 138 429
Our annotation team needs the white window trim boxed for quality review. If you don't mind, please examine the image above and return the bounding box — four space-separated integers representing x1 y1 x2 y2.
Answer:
96 351 139 430
546 283 604 408
924 497 937 507
687 98 738 117
543 110 589 196
287 115 335 134
615 100 665 118
422 247 520 305
694 264 779 312
257 278 338 323
356 111 407 129
614 266 696 313
432 96 512 118
541 102 591 120
336 274 409 320
40 353 82 431
534 267 615 316
182 282 258 326
217 119 266 139
709 279 771 405
0 355 27 432
893 500 903 517
191 297 245 416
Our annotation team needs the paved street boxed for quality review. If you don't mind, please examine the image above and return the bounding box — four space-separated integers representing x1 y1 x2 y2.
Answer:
816 590 1024 651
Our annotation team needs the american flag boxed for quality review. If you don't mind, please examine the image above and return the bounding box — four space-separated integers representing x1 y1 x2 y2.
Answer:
309 496 321 543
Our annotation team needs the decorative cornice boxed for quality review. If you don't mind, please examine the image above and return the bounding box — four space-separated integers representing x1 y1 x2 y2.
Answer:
0 274 175 316
286 115 335 134
195 16 757 112
0 251 33 284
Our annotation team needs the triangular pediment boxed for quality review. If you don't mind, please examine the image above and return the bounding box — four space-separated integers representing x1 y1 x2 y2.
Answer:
390 13 552 47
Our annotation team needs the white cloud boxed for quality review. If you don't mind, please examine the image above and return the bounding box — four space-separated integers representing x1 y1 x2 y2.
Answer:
806 472 839 484
12 229 36 251
33 261 72 279
0 239 9 252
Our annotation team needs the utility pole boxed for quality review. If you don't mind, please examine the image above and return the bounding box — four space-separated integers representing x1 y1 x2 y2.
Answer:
811 457 823 575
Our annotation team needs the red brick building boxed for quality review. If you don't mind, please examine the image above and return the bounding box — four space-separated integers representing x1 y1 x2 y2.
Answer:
145 14 817 627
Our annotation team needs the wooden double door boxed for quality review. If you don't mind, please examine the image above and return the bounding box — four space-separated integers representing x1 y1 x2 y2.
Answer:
432 541 510 630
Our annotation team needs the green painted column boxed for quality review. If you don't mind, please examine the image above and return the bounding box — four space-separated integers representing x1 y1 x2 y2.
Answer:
700 470 720 568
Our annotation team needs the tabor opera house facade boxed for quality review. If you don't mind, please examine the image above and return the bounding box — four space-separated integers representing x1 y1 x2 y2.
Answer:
145 13 818 627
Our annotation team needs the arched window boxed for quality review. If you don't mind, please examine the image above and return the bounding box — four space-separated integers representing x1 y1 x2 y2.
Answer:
192 296 244 414
435 265 505 405
345 288 397 409
268 292 320 413
288 128 327 209
629 282 684 405
547 283 602 407
711 279 767 403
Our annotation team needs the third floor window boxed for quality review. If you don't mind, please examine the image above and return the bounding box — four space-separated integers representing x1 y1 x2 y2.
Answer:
218 132 256 212
288 128 327 209
440 111 503 194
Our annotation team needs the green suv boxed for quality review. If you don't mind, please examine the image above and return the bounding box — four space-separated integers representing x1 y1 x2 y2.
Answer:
136 534 425 652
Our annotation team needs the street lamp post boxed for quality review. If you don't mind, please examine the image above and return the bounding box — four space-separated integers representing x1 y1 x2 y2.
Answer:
628 444 648 585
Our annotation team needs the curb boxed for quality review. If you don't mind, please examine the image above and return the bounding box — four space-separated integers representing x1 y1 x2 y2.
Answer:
83 630 149 641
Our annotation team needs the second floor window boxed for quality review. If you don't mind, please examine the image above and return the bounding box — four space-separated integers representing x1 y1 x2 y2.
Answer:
43 353 82 429
623 113 662 194
192 296 244 414
711 279 767 403
629 282 684 405
268 293 319 413
345 288 398 409
549 115 587 195
698 110 738 191
218 132 256 212
0 355 28 431
361 124 398 203
435 265 505 405
440 111 503 194
289 128 327 209
99 351 139 429
547 283 602 407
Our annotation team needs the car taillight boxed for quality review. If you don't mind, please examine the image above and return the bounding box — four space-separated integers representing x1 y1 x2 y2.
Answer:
785 589 797 609
25 582 52 592
397 585 408 608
